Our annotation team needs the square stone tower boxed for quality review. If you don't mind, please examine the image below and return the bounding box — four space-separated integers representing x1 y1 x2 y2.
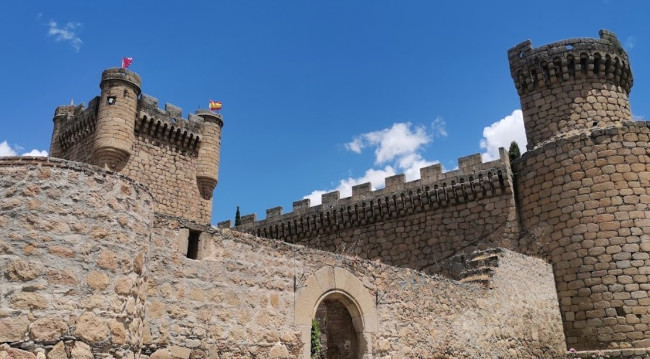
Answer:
50 68 224 224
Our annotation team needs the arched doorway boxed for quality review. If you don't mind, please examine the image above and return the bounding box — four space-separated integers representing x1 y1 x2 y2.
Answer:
294 266 377 359
313 291 360 359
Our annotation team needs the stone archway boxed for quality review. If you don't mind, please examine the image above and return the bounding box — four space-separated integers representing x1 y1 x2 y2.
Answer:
314 291 359 359
294 266 377 359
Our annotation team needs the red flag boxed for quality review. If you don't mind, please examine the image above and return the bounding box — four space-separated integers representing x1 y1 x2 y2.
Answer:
209 100 222 111
121 57 133 69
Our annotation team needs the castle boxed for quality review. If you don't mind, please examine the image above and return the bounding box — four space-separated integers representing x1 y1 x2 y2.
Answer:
0 29 648 359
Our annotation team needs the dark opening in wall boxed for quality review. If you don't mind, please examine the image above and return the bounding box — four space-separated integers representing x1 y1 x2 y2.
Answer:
186 230 201 259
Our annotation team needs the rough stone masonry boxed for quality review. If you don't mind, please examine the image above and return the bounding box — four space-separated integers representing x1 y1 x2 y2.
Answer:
1 29 649 359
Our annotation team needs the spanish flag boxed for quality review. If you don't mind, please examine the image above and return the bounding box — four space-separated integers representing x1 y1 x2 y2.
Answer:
209 100 222 111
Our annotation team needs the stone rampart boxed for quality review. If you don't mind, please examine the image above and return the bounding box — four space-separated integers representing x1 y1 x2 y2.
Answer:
514 121 650 350
222 149 520 278
0 157 153 359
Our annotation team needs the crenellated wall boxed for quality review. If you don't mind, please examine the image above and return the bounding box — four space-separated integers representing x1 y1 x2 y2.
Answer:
223 149 521 278
49 69 224 224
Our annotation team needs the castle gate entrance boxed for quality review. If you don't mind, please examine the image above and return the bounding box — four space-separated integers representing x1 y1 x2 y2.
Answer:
314 292 360 359
294 266 377 359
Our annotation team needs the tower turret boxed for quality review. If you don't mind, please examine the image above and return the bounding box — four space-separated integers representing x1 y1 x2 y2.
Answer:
50 105 75 158
93 68 141 170
194 110 224 200
508 29 633 150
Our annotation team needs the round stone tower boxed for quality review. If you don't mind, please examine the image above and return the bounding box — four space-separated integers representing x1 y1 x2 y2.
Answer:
508 29 633 151
93 68 142 170
511 30 650 351
195 110 224 200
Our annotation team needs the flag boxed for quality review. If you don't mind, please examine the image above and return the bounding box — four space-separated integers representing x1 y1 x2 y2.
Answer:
121 57 133 69
209 100 222 111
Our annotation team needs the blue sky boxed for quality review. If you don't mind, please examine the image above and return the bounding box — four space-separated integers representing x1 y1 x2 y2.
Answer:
1 1 649 224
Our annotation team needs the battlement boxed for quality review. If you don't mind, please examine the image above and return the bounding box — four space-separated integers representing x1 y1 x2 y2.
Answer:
136 94 216 154
101 67 142 93
508 29 632 96
219 148 512 239
53 99 99 154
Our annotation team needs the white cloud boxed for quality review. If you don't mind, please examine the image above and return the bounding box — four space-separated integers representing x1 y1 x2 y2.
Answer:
47 20 82 52
432 116 448 137
0 141 17 156
344 137 364 153
22 149 48 157
0 141 48 157
306 118 446 206
346 122 431 164
479 109 527 161
304 166 397 206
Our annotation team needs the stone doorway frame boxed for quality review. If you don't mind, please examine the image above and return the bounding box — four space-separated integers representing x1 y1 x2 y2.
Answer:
294 266 377 359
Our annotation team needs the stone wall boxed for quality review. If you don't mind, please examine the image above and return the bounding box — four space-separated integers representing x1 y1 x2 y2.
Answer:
146 215 565 359
0 157 153 359
0 157 566 358
514 121 650 350
230 150 521 278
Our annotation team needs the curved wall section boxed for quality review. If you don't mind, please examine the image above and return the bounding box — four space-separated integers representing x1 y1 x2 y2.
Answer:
0 157 153 358
514 122 650 350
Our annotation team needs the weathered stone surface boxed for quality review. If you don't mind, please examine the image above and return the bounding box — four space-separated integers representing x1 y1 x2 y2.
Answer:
114 276 133 295
268 342 289 358
169 346 190 359
70 341 92 359
108 320 126 345
0 345 36 359
75 312 109 343
46 269 78 285
86 271 109 291
150 348 170 359
0 316 29 342
30 316 68 341
11 292 48 310
6 259 42 281
46 342 67 359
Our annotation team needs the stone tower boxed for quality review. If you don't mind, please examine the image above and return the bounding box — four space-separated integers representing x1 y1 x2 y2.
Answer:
49 68 224 224
195 110 224 200
509 29 632 151
511 31 650 350
93 68 142 170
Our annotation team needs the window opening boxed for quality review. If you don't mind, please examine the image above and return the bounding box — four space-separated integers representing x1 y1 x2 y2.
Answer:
186 230 200 259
